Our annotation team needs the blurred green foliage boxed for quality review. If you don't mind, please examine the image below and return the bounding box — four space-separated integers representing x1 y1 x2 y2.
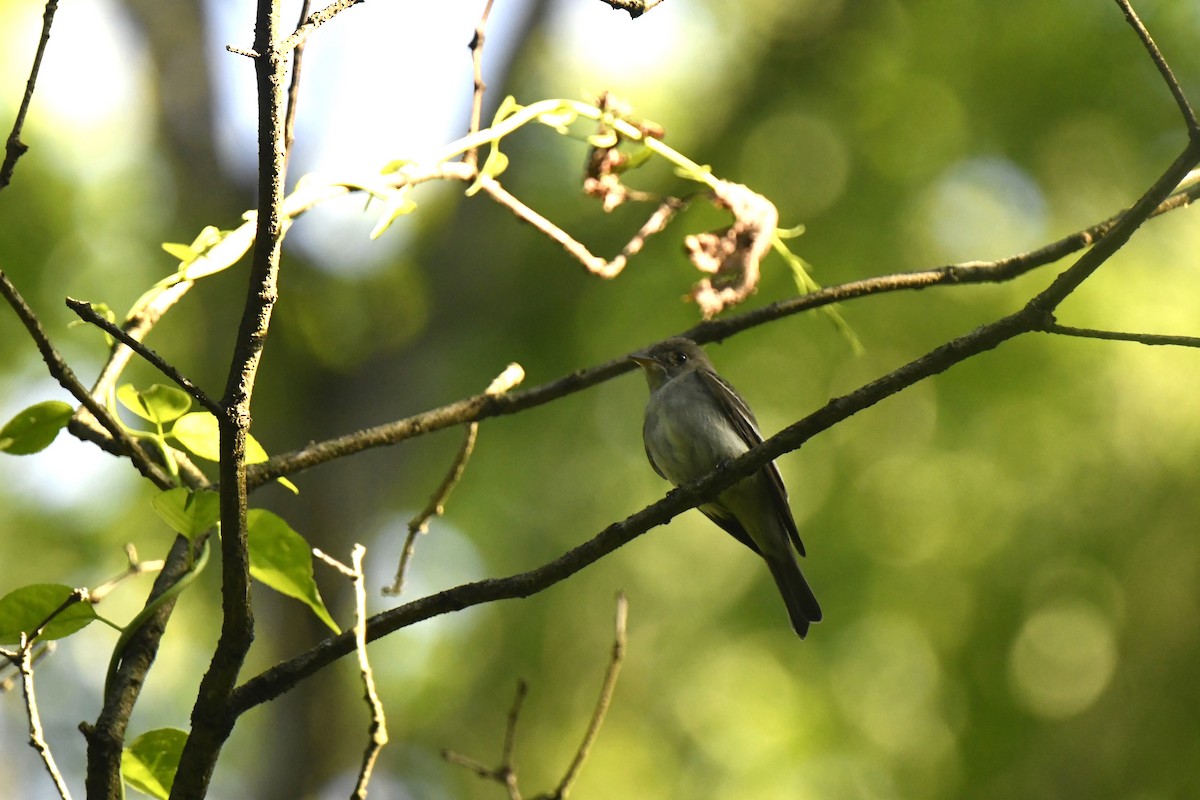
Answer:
3 1 1200 798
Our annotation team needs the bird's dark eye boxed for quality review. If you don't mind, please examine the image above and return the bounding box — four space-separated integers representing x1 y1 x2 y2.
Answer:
672 352 688 365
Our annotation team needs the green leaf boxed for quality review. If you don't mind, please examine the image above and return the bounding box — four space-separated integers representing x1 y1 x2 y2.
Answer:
152 488 220 541
491 94 521 125
117 384 193 426
247 510 339 633
465 148 508 197
161 242 197 263
369 187 419 240
122 727 188 800
381 158 413 175
169 411 220 460
0 584 99 644
170 412 298 494
0 400 74 455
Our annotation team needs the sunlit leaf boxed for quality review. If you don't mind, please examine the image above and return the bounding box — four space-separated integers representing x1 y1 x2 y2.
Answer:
169 412 297 493
161 242 197 263
466 149 509 197
247 509 339 633
122 727 188 800
0 400 73 455
169 412 219 460
0 584 98 644
369 187 419 240
118 384 193 426
152 488 220 541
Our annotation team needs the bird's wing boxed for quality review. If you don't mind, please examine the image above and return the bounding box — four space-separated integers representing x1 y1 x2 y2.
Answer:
698 503 763 556
697 368 807 558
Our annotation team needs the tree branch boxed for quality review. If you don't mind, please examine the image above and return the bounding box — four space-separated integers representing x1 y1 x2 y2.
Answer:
0 0 60 190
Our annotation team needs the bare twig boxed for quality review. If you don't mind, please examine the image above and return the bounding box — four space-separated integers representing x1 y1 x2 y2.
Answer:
0 270 173 488
283 0 313 170
313 545 387 800
88 544 166 604
1 0 60 190
0 641 54 693
1114 0 1198 132
7 636 74 800
441 594 628 800
1045 322 1200 348
548 592 628 800
443 679 527 800
282 0 364 53
464 0 497 170
385 363 526 596
65 297 223 416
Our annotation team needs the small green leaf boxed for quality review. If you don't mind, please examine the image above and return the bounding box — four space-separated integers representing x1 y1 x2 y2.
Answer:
152 488 220 541
247 510 339 633
118 384 192 425
161 242 197 263
122 727 188 800
466 149 509 197
170 412 298 493
491 94 521 125
0 584 99 644
369 187 419 240
381 158 413 175
0 400 74 455
169 411 220 460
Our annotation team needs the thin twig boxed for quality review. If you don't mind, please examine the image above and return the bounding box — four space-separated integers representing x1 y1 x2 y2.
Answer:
1114 0 1199 132
385 363 525 596
443 678 528 800
1045 322 1200 348
0 641 54 693
0 270 172 487
477 177 621 276
88 544 166 604
283 0 312 171
314 545 388 800
10 636 74 800
463 0 497 170
282 0 364 53
1 0 60 190
65 297 223 415
548 592 628 800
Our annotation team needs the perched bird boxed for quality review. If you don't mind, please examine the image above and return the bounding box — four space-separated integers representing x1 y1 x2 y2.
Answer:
631 338 821 638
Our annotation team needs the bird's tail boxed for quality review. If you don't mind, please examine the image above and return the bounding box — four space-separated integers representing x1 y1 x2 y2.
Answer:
765 554 822 639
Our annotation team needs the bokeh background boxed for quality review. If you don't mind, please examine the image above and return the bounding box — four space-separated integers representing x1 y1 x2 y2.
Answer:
3 0 1200 797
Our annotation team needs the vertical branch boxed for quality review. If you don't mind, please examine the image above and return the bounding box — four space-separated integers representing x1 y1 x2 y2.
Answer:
173 0 290 795
314 545 389 800
7 639 73 800
550 592 628 800
463 0 496 170
282 0 312 170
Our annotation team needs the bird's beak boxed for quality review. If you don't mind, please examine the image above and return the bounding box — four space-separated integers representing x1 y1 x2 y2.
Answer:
629 352 655 368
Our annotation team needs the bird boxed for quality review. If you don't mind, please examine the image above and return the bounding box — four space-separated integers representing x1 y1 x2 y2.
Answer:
631 337 821 638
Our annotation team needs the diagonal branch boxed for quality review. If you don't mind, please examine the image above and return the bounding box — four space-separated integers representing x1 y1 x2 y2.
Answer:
1 0 60 190
243 172 1200 491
